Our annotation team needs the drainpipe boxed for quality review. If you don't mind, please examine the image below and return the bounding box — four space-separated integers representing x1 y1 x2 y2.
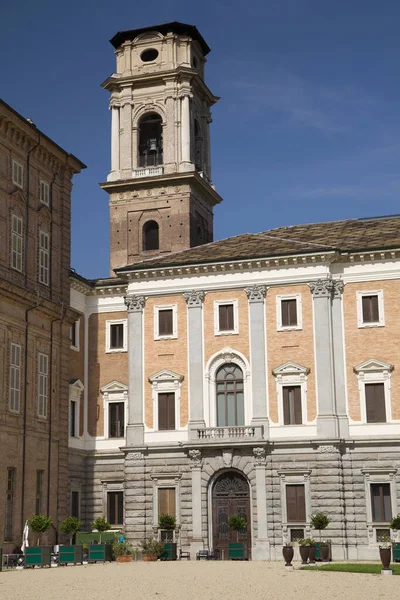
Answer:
47 304 65 516
20 296 41 533
25 132 41 288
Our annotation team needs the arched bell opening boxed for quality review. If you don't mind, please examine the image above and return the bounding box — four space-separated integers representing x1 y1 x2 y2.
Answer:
142 220 159 251
138 112 163 167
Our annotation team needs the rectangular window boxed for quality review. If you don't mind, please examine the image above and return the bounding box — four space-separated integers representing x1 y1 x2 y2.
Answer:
281 299 298 327
286 484 306 522
12 160 23 188
283 385 302 425
5 468 15 541
11 214 23 272
218 304 234 332
158 309 173 336
9 343 21 413
158 393 175 431
365 383 386 423
290 528 304 543
35 470 44 515
39 231 50 285
110 323 124 349
70 320 80 350
362 295 380 324
38 353 48 418
70 400 77 437
40 181 50 206
109 402 125 438
158 487 176 517
71 491 80 519
107 491 123 526
371 483 392 522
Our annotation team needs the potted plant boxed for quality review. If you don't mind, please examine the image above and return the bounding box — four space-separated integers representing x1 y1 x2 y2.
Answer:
310 512 331 561
390 515 400 562
227 514 247 559
89 517 112 562
140 538 165 562
282 543 294 567
298 538 310 564
379 534 392 570
158 514 177 559
305 538 316 564
112 540 134 563
25 515 52 567
58 516 83 565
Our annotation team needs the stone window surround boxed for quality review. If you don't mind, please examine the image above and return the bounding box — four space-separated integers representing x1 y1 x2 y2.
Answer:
154 304 178 340
278 469 311 545
105 318 128 353
40 180 50 206
148 369 183 431
11 213 23 272
272 362 310 426
100 380 129 439
362 468 398 546
213 299 239 336
69 379 84 439
9 341 22 414
101 479 124 529
70 318 80 352
276 293 303 331
150 472 182 529
70 487 81 519
354 359 393 424
38 229 50 286
12 159 23 188
356 290 385 328
204 348 252 428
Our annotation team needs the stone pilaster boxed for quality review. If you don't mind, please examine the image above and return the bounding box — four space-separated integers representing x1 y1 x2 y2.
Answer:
245 285 269 437
110 104 120 175
184 290 205 438
163 92 176 173
252 447 270 560
332 281 349 438
124 294 145 445
120 95 133 178
124 450 147 544
180 93 193 170
308 279 339 438
188 449 204 559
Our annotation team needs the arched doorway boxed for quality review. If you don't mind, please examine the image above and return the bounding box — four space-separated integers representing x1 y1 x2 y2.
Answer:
212 471 251 559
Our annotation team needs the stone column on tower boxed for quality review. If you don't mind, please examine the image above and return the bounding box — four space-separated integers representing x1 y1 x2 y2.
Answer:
110 103 120 176
180 93 193 170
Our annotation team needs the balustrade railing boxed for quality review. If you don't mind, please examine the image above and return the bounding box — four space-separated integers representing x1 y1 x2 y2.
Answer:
197 426 263 441
132 166 163 178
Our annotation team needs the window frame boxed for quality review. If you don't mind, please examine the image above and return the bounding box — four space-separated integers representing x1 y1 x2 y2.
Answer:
354 359 393 424
276 293 302 331
149 369 183 432
11 214 23 272
105 319 128 353
154 304 178 340
273 361 309 426
151 472 182 529
35 469 44 515
9 342 22 413
12 160 23 188
5 467 16 541
70 489 81 519
279 470 311 545
214 299 239 336
70 319 80 351
215 363 245 427
37 352 49 419
108 401 126 438
362 468 398 546
100 381 128 440
68 380 83 440
282 385 303 425
356 290 385 328
107 490 124 527
157 392 176 431
40 180 50 206
38 230 50 286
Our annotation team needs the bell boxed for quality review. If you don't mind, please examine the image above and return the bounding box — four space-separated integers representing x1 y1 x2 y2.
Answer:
148 138 158 152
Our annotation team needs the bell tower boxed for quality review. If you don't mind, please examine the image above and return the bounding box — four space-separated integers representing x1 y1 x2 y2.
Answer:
101 22 223 274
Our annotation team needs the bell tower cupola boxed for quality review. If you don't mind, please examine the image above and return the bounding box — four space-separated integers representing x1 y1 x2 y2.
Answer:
101 22 223 274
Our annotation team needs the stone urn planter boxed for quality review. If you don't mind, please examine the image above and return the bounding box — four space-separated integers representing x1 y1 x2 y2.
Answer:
380 547 391 570
282 545 294 567
308 545 316 564
320 544 330 561
299 545 309 564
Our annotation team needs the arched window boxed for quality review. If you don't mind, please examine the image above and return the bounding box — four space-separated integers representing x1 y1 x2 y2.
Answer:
143 220 159 251
194 119 203 171
138 113 163 167
216 363 244 427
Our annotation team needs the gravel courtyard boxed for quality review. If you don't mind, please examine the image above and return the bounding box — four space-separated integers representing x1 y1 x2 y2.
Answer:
0 561 397 600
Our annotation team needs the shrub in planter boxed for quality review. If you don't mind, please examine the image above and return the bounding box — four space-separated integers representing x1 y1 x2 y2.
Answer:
59 516 82 545
158 514 176 530
28 515 52 546
112 540 134 563
140 538 165 561
310 512 331 561
282 544 294 567
305 538 316 563
298 539 310 564
91 517 111 544
228 514 246 542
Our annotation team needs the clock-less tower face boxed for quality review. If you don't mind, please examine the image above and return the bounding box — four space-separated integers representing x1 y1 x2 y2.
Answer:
101 22 223 275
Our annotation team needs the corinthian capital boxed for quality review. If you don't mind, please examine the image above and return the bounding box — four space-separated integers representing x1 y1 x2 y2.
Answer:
332 280 344 298
183 290 204 307
124 294 145 312
245 285 267 302
308 279 334 298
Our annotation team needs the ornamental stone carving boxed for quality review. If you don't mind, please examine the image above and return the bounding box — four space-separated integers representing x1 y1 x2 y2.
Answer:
125 452 144 461
332 280 344 298
222 448 233 468
124 295 145 312
183 290 205 307
245 285 267 302
317 445 339 454
253 447 266 465
308 279 334 298
188 449 202 468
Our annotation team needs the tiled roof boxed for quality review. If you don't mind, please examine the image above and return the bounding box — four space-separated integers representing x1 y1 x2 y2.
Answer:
116 215 400 272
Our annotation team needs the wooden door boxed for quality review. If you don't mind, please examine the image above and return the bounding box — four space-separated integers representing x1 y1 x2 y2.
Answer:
212 472 251 559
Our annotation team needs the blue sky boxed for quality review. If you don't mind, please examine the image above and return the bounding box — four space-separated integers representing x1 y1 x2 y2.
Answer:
2 0 400 278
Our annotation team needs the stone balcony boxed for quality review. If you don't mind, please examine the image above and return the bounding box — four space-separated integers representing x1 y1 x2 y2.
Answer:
132 166 164 178
195 426 264 443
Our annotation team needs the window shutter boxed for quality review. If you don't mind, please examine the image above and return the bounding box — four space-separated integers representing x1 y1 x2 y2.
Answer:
167 393 175 430
286 485 298 522
294 386 302 424
219 304 234 331
371 296 379 322
288 299 297 326
296 485 306 521
362 295 379 323
158 394 168 430
281 299 297 327
283 387 290 425
365 383 386 423
371 483 391 521
117 491 123 525
159 309 173 336
158 488 176 517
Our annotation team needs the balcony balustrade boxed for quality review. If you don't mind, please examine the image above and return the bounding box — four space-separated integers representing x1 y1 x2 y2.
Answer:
196 426 264 442
132 166 163 178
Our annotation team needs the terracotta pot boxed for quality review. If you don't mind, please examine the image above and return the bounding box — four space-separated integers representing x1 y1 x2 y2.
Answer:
116 555 133 563
379 547 391 570
308 546 316 563
143 554 158 562
320 545 330 561
282 546 294 566
299 546 309 564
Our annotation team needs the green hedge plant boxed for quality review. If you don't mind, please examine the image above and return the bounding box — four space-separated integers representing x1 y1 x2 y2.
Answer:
59 516 82 545
28 515 52 546
310 512 331 544
112 540 134 556
91 517 111 544
158 514 176 530
140 538 165 557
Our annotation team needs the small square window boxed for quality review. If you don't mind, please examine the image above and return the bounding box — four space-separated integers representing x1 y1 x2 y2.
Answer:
40 181 50 206
290 528 304 543
376 528 391 543
277 294 302 331
214 300 239 335
357 291 384 328
154 305 177 339
106 320 127 353
12 161 23 188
